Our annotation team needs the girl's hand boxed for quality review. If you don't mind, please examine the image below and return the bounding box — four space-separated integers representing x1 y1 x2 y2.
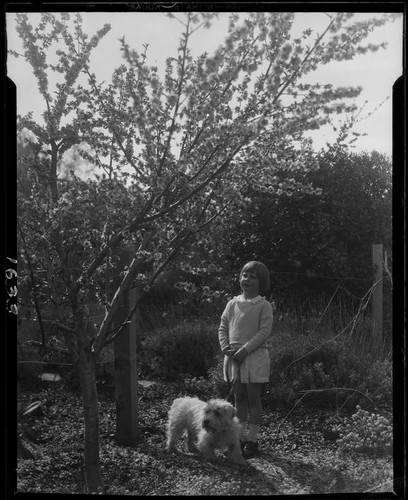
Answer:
222 348 236 358
233 347 248 364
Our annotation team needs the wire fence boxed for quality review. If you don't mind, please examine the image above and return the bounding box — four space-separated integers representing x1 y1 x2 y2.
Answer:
17 270 392 372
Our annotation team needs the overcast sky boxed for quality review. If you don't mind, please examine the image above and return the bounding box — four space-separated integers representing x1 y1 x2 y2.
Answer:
6 11 404 157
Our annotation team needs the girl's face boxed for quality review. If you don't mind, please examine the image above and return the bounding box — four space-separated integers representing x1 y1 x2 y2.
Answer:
240 269 260 299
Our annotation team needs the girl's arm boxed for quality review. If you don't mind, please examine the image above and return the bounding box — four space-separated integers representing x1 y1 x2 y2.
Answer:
242 301 273 354
218 301 232 353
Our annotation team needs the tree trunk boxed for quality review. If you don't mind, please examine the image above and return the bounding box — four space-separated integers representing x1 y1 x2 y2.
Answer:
76 336 105 494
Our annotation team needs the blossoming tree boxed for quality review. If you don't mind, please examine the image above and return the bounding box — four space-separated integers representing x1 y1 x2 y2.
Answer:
13 11 395 492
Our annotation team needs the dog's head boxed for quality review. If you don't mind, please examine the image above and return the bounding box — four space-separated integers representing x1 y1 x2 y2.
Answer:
201 399 237 431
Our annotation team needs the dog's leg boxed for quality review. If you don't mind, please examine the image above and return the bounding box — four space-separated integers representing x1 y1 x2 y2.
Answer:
197 431 218 461
226 443 248 466
166 421 185 452
166 434 177 452
187 429 198 452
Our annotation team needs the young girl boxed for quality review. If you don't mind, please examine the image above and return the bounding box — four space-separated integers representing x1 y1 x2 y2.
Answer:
218 261 273 458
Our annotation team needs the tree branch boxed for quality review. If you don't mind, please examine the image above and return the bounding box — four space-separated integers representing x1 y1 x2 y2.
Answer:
101 228 192 349
84 68 149 184
92 230 155 355
264 16 336 118
52 321 77 336
197 200 232 231
17 220 47 347
143 138 251 225
157 15 191 178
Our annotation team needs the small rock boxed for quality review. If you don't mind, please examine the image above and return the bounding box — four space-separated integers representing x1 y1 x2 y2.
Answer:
39 373 62 382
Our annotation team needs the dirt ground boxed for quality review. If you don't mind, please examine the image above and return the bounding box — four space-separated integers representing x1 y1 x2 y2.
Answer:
16 381 394 496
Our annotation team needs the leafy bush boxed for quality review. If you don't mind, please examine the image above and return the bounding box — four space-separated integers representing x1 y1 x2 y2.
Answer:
265 323 392 411
137 319 220 381
333 405 392 455
363 359 392 408
267 331 339 409
134 314 392 415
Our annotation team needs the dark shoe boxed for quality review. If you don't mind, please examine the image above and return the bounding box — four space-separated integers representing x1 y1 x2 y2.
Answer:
243 441 259 459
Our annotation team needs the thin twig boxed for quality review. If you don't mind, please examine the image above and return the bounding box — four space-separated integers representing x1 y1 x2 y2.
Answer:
296 387 381 414
285 278 381 371
24 340 70 354
277 386 384 441
306 283 342 337
275 392 309 441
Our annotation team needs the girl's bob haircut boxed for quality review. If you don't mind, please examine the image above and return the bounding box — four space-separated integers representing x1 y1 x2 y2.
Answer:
240 261 270 293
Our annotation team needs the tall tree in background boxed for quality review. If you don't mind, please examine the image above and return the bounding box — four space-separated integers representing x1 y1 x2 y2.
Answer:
225 149 392 302
13 11 396 492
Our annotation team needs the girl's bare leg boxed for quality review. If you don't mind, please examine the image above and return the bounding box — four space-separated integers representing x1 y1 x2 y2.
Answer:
233 379 248 435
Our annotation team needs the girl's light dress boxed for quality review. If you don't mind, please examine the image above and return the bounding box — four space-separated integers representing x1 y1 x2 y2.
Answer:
218 295 273 383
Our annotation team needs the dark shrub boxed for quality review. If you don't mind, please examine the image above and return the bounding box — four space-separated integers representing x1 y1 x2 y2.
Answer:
138 319 219 381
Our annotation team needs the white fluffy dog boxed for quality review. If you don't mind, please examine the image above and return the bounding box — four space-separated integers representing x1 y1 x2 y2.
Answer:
166 396 247 466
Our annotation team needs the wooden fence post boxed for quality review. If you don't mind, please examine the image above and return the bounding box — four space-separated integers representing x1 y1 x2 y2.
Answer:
114 285 139 445
371 244 383 340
